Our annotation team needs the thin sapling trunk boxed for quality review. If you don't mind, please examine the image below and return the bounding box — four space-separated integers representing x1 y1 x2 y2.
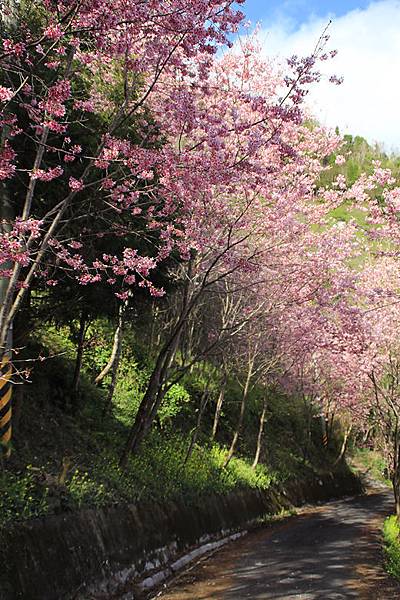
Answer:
252 396 267 469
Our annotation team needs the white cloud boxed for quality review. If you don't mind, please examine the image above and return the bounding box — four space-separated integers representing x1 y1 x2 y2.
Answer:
258 1 400 152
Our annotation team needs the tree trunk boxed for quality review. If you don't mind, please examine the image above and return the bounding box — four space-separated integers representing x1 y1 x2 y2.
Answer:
300 393 312 463
102 333 123 418
211 387 225 440
392 422 400 518
362 427 372 446
252 396 267 469
141 373 172 440
119 326 181 467
71 309 88 412
119 354 165 467
212 369 227 440
180 317 196 367
328 411 335 443
184 382 210 465
333 424 352 466
136 320 191 448
119 261 195 467
393 468 400 518
223 356 254 468
0 43 16 353
96 300 126 386
0 182 14 352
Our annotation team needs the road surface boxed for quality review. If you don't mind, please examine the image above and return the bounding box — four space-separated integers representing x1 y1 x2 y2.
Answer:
152 489 400 600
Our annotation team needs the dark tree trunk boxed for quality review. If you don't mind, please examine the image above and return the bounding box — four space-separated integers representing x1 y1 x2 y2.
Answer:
393 467 400 518
392 420 400 518
119 262 196 467
119 327 181 467
184 380 210 465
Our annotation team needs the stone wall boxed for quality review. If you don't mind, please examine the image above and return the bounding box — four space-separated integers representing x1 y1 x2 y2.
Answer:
0 469 362 600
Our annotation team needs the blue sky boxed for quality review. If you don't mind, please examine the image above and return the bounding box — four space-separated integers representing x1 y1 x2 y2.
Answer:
234 1 400 150
240 0 372 29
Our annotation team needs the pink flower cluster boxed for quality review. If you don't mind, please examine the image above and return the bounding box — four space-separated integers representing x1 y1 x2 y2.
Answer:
0 141 16 180
32 166 63 181
39 80 71 117
68 177 84 191
0 86 13 102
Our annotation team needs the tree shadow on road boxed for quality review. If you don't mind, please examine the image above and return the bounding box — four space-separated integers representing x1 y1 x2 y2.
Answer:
155 491 400 600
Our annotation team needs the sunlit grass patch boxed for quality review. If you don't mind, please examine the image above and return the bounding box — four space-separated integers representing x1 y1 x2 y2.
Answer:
383 515 400 580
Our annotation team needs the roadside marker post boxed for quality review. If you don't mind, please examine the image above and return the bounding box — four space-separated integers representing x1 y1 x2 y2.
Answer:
0 354 12 457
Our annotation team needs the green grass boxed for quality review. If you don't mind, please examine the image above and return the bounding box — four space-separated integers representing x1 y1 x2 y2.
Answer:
0 429 278 530
0 319 347 531
350 448 391 487
383 515 400 580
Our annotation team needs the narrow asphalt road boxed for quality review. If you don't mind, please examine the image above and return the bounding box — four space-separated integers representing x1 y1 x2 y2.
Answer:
152 489 400 600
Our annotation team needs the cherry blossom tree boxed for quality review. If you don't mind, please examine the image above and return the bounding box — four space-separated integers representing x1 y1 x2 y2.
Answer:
0 0 246 353
2 0 366 470
116 33 346 462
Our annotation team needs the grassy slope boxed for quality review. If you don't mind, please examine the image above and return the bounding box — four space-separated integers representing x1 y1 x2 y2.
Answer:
0 321 345 530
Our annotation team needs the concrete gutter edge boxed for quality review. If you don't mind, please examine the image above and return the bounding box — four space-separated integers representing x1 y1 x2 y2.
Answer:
137 530 246 595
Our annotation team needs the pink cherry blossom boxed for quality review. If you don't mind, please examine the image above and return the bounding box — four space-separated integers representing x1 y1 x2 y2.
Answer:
68 177 84 191
0 86 13 102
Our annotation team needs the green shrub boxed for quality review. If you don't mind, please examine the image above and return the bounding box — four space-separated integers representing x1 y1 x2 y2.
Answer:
383 515 400 580
0 466 49 529
159 383 191 424
351 448 391 486
66 469 113 508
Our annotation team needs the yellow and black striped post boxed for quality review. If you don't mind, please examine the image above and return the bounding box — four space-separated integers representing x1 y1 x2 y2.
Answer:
0 355 12 457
